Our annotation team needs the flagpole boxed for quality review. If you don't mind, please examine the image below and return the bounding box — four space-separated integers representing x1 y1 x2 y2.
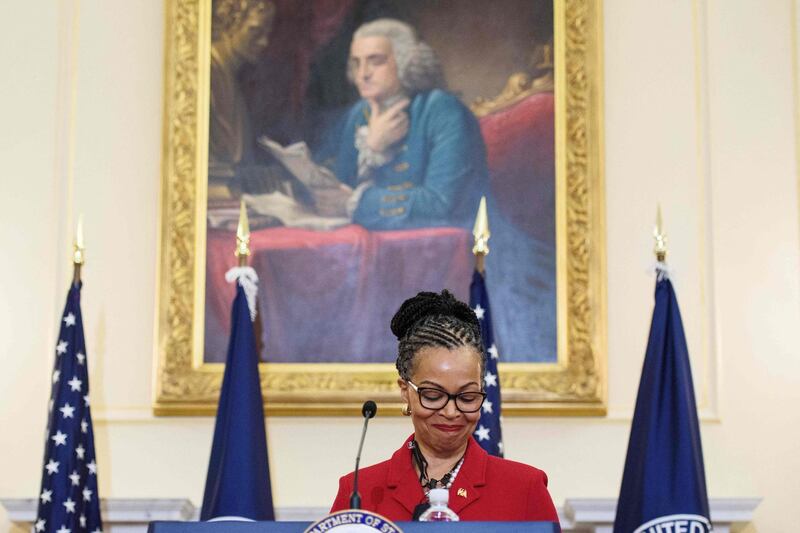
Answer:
36 212 104 533
472 196 490 273
201 199 274 521
653 204 667 262
469 196 504 457
236 200 250 267
73 213 84 284
234 200 264 355
614 205 711 532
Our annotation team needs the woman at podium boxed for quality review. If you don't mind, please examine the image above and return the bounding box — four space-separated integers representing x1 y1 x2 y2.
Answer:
330 290 559 522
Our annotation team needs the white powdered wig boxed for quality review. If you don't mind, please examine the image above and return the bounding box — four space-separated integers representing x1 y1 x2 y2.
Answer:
349 18 446 94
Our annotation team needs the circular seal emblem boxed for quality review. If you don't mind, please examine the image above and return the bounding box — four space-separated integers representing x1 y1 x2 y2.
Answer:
633 514 711 533
304 510 403 533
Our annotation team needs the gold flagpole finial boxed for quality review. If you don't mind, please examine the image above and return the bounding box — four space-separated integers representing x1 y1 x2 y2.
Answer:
472 196 490 273
653 204 667 262
236 199 251 266
72 213 85 284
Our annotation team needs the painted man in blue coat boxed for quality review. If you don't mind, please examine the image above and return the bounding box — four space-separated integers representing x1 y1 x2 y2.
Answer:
311 19 488 230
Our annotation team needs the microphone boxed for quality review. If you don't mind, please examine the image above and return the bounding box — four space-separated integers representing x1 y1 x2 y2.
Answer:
350 400 377 509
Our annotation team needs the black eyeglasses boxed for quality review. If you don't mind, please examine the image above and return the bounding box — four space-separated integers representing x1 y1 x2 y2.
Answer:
406 380 486 413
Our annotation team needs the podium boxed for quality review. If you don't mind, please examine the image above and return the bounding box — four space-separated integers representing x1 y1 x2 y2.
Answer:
148 521 559 533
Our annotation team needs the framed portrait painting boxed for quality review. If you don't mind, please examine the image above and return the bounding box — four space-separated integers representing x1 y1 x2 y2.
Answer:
155 0 606 415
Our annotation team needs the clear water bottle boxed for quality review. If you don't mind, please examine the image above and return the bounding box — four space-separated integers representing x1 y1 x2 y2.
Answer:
418 488 460 522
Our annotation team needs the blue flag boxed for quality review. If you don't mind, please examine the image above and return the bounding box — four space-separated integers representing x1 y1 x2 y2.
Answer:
36 282 103 533
614 271 711 532
201 280 275 521
469 270 504 457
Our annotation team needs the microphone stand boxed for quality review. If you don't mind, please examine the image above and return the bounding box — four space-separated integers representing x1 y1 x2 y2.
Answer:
350 400 377 509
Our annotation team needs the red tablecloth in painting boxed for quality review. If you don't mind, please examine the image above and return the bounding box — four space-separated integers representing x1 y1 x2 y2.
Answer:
204 225 472 363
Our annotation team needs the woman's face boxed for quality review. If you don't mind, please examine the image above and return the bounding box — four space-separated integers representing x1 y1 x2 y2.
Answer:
399 345 483 456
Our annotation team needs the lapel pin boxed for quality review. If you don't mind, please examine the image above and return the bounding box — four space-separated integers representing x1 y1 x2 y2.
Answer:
457 488 467 498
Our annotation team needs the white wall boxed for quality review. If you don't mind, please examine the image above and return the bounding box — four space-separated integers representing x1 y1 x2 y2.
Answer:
2 1 799 531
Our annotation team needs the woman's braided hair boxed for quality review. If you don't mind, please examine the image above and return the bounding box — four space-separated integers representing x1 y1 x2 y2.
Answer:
391 290 485 383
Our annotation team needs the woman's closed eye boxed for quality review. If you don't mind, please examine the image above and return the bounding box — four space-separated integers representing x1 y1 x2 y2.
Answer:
421 389 447 402
457 392 483 403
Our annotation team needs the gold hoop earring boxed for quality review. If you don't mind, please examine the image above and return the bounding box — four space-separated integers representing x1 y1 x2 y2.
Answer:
401 403 411 416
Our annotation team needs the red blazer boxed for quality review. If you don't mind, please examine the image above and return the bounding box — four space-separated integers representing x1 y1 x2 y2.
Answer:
331 435 559 523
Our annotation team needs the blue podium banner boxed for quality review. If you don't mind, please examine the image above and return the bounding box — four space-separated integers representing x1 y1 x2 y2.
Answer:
148 520 559 533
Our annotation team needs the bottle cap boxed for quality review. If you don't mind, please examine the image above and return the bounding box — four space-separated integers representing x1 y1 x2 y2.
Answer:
428 488 449 505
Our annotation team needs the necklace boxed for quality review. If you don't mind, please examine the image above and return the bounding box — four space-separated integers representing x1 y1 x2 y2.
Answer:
409 439 465 491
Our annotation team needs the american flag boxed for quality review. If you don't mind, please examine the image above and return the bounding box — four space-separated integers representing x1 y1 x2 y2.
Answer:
469 270 504 457
35 282 102 533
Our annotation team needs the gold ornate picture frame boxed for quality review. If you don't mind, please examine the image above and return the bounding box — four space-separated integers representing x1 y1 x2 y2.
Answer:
154 0 605 416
